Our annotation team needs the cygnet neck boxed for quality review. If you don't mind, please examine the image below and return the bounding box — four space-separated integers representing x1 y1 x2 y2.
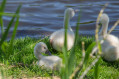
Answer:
99 22 108 36
35 51 44 60
38 54 44 60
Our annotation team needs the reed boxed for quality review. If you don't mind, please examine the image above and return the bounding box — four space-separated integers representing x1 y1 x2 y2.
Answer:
0 0 21 59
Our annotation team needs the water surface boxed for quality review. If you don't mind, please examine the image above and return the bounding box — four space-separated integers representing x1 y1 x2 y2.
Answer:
0 0 119 38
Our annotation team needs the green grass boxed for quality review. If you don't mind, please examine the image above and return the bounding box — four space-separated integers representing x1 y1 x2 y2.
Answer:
0 37 119 78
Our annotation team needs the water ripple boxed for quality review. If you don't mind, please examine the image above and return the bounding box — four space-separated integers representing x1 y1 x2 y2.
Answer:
1 0 119 38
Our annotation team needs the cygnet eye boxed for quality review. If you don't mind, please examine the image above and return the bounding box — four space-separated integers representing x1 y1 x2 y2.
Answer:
43 46 46 49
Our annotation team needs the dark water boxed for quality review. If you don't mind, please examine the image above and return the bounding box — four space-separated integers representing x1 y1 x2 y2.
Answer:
0 0 119 38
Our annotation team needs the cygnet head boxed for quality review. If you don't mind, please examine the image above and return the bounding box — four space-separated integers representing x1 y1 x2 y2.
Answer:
65 8 75 19
99 13 109 25
34 42 51 59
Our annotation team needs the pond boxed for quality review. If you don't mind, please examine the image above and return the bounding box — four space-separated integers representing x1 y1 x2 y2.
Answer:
0 0 119 38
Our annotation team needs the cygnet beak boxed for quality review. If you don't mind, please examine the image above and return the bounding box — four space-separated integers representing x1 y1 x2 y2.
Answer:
45 50 52 55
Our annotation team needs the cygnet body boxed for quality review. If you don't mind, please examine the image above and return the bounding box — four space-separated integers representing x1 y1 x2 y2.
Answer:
34 42 62 70
49 8 75 52
92 13 119 61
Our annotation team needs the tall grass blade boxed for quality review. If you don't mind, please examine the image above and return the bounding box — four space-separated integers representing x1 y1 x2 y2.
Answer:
107 19 119 35
94 42 101 79
64 12 68 58
79 56 100 79
0 12 19 17
68 12 80 76
0 4 21 48
0 0 6 35
0 0 6 12
70 42 85 79
95 3 108 55
94 57 101 79
62 9 69 79
73 42 96 79
92 3 107 79
9 7 20 53
84 42 96 67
